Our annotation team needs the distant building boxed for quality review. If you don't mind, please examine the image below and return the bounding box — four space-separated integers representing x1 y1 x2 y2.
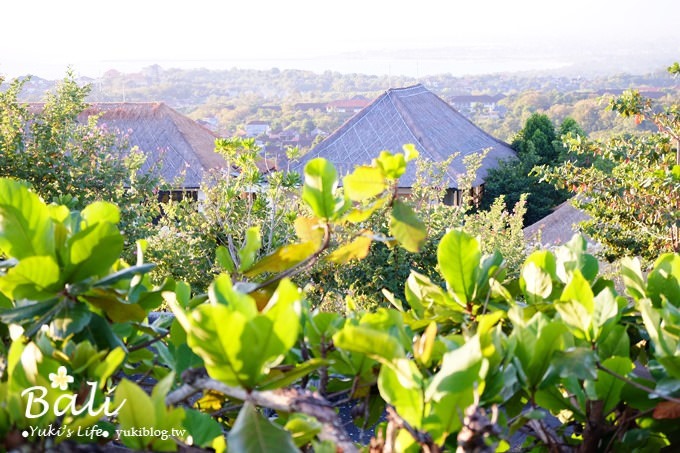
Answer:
449 94 506 117
245 120 271 137
295 84 515 205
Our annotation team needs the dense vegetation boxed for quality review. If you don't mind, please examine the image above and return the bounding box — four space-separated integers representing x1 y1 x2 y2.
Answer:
1 65 679 452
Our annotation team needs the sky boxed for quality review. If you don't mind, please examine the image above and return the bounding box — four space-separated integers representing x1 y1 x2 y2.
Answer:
2 0 679 79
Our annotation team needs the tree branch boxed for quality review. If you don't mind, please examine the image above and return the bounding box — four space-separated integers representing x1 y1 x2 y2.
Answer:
167 368 358 453
597 362 680 404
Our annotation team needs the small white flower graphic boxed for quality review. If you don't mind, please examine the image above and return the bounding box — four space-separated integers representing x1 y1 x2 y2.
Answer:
48 366 74 391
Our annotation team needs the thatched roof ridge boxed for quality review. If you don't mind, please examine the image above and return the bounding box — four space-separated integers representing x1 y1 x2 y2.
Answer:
79 102 225 187
524 199 595 248
295 84 516 188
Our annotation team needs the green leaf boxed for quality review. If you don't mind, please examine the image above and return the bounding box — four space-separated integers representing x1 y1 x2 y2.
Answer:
258 358 329 390
403 144 420 162
555 300 591 340
183 409 225 448
0 178 55 260
389 200 426 253
560 270 594 313
114 379 156 449
375 151 407 179
284 413 323 448
378 361 425 428
227 402 298 453
215 245 235 273
302 158 343 219
343 165 388 201
426 337 483 402
333 324 405 363
80 201 120 226
246 241 318 276
620 256 646 301
238 227 261 272
647 253 680 308
93 347 126 389
84 288 147 323
92 263 156 288
49 301 92 339
0 298 59 324
327 235 372 264
0 255 60 300
520 262 553 304
209 273 257 318
66 222 124 282
596 356 634 415
437 229 480 305
550 348 597 381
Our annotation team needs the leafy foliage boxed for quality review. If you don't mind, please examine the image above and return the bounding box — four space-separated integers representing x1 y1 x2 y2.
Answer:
539 67 680 262
481 113 573 226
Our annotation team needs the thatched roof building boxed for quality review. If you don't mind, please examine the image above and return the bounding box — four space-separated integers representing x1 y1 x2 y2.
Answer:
79 103 226 188
524 200 595 248
294 84 515 189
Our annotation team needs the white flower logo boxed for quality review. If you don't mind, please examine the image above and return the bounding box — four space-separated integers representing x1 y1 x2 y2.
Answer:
48 366 74 391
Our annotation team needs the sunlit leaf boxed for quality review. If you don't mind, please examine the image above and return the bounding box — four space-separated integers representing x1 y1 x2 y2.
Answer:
301 158 343 219
0 178 55 260
328 235 372 264
437 229 480 305
389 200 426 253
343 165 388 202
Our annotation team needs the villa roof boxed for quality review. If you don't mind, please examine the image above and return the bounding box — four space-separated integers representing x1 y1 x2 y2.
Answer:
295 84 515 188
77 102 225 188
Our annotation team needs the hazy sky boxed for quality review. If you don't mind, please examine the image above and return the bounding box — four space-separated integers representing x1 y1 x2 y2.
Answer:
2 0 679 78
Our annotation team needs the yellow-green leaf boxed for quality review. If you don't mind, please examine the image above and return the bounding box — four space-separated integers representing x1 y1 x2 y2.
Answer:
389 200 426 253
343 165 387 201
328 235 372 264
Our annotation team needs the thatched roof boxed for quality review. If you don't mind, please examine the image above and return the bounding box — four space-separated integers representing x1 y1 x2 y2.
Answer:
294 84 516 188
79 103 225 188
524 200 594 248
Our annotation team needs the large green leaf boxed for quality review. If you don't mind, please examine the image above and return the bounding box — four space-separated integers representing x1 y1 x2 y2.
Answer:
343 165 388 201
49 300 92 339
520 262 553 304
560 270 594 313
301 158 343 220
333 323 405 363
227 402 298 453
620 256 646 301
183 409 224 448
80 201 120 226
647 253 680 308
65 222 124 282
83 289 147 323
378 361 425 428
209 273 257 318
437 229 480 305
0 255 60 300
114 379 156 450
389 200 426 253
171 279 301 389
426 337 483 402
0 178 55 260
